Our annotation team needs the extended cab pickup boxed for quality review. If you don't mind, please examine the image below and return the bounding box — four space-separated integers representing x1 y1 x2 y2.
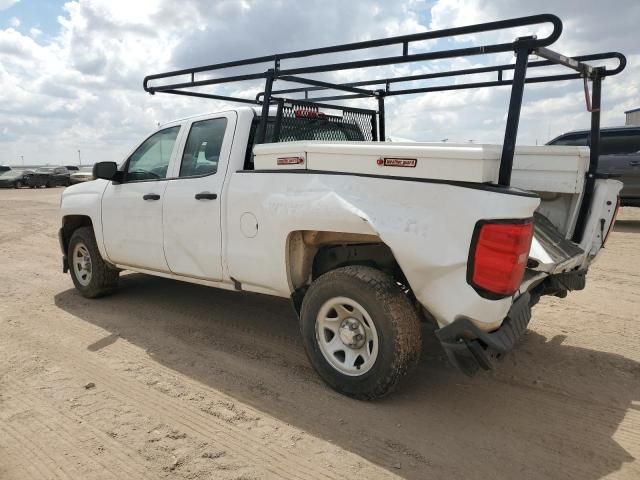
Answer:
58 15 626 398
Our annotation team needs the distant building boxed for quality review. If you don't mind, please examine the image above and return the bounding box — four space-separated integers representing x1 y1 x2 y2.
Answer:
625 107 640 125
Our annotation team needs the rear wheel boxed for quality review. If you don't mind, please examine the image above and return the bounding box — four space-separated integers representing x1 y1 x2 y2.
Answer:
300 266 422 400
68 227 119 298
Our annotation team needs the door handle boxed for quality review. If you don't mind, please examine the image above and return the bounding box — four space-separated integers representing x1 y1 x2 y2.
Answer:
195 192 218 200
143 193 161 200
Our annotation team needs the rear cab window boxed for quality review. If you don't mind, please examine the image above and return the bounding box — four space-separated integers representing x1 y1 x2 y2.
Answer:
244 114 367 169
178 118 228 177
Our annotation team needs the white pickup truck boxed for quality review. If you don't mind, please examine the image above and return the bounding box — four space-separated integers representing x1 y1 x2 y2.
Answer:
58 15 626 398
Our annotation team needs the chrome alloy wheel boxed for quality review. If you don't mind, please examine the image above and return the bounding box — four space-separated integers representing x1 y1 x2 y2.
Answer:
72 242 93 287
316 296 379 376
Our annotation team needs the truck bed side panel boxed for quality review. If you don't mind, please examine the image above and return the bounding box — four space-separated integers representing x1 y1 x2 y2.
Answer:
225 171 539 330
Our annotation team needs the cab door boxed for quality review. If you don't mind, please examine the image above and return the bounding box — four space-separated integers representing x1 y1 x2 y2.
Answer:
162 112 236 280
101 125 182 271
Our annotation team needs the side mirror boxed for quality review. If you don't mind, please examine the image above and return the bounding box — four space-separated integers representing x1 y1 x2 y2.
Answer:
93 161 119 181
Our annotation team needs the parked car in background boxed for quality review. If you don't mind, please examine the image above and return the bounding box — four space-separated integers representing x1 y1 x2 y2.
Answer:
0 165 11 173
548 125 640 206
69 166 94 184
0 169 33 188
26 167 71 188
65 165 80 172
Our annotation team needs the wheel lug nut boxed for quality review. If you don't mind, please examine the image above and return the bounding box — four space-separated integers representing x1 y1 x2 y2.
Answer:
350 324 358 330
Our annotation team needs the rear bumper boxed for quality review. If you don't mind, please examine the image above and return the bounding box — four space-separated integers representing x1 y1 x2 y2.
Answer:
435 291 533 376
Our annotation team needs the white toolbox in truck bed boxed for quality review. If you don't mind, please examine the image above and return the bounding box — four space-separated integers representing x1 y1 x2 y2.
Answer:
253 141 589 192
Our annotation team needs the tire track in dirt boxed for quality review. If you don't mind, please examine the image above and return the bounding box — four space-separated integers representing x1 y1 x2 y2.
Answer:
2 381 156 480
0 327 398 480
3 302 416 474
0 425 46 480
0 420 71 480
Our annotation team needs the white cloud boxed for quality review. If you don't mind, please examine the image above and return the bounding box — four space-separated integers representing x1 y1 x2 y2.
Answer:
8 16 19 27
0 0 19 12
0 0 637 166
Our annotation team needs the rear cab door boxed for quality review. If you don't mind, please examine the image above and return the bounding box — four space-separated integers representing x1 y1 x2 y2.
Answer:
162 111 237 280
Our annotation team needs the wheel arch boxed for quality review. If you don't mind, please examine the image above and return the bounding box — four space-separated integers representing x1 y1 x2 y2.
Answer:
60 215 94 260
286 230 411 314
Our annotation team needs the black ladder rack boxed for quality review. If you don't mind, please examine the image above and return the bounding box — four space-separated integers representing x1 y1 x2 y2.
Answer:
143 13 626 242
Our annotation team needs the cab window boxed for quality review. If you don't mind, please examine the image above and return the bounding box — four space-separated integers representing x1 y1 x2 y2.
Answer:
550 133 588 147
179 118 228 177
600 131 640 155
125 126 180 182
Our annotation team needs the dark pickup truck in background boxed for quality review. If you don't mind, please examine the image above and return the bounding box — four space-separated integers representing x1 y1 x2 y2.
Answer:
548 125 640 206
26 166 72 188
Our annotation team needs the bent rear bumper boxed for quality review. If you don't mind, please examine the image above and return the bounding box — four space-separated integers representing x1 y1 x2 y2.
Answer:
435 291 533 376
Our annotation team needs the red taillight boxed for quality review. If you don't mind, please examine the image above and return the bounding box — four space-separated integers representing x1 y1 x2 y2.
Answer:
603 196 621 245
468 219 534 298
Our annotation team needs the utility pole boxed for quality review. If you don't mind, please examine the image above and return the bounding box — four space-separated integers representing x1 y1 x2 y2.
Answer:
78 149 81 166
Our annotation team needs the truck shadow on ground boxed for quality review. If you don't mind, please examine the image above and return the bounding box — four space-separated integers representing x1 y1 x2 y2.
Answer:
54 273 638 479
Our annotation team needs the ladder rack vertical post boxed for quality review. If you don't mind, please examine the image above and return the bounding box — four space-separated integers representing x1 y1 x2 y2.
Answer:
572 69 603 243
377 92 386 142
256 70 275 144
498 45 530 186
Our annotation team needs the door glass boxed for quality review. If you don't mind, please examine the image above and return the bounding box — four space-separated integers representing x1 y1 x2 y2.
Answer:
126 126 180 181
179 118 228 177
600 131 640 155
550 133 588 147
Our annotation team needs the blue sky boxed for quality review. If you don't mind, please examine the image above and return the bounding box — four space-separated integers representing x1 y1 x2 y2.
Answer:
0 0 66 35
0 0 638 166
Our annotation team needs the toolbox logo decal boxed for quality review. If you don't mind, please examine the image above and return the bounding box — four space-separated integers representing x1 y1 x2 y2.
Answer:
277 156 305 165
379 158 417 167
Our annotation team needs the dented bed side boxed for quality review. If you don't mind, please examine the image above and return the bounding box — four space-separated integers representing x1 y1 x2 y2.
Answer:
225 170 540 331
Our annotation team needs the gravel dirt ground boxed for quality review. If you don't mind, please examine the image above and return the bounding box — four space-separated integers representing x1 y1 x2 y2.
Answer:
0 187 638 480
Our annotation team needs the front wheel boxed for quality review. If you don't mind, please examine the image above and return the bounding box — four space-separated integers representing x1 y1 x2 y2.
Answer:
300 266 422 400
68 227 119 298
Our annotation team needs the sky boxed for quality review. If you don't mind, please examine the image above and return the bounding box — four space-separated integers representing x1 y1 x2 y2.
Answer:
0 0 638 166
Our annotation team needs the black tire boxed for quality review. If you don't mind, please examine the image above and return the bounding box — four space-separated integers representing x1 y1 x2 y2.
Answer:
300 266 422 400
15 181 23 189
46 181 53 188
68 227 119 298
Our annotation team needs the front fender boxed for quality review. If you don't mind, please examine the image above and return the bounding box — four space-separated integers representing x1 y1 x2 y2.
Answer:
60 180 109 259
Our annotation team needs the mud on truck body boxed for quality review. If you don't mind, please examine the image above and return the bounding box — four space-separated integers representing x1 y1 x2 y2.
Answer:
59 14 626 399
